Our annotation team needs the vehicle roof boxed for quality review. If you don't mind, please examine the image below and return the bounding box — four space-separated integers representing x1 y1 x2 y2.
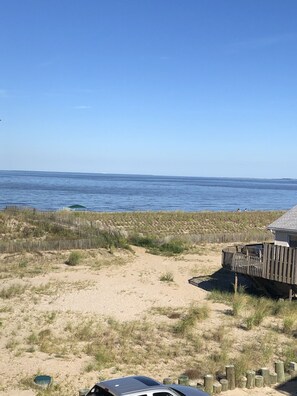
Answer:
98 376 165 396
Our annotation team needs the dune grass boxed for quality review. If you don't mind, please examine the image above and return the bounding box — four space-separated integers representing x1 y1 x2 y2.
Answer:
1 207 281 249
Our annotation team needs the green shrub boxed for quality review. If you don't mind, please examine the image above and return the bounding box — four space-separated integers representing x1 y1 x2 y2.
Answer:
129 235 159 248
129 234 187 256
66 251 81 266
158 240 186 255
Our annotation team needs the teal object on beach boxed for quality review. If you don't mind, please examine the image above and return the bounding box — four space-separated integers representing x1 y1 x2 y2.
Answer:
68 204 87 210
34 375 52 388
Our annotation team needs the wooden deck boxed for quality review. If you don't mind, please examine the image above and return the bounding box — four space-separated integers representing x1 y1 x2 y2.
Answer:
222 243 297 297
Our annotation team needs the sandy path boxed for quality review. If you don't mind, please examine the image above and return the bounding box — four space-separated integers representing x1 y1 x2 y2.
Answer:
36 247 211 321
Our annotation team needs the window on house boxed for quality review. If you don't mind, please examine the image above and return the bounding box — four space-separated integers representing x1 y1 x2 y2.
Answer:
289 235 297 248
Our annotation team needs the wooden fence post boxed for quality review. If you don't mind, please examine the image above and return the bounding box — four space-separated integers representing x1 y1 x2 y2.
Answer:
225 365 235 390
234 273 238 294
204 374 214 394
219 379 228 392
238 376 247 388
213 381 222 394
269 372 277 385
255 375 263 388
246 370 255 389
178 375 189 386
260 367 270 386
275 361 285 383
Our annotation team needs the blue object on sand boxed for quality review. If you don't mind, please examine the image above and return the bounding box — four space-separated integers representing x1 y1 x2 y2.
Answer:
68 204 86 210
34 375 52 388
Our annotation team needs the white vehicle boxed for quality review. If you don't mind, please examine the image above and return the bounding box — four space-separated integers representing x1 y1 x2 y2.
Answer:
86 376 208 396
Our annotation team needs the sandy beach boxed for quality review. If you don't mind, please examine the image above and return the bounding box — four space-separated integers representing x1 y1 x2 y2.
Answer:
0 244 295 395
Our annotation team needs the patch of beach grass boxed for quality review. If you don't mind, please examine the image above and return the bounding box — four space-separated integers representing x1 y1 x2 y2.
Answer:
129 235 188 256
65 251 81 266
207 289 234 305
173 304 209 335
244 298 274 330
233 334 275 379
232 294 246 317
87 256 127 270
6 337 20 351
0 283 27 299
283 316 296 335
150 306 183 319
159 271 174 282
27 328 69 356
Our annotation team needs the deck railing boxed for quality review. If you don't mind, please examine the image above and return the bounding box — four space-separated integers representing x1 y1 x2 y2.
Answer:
262 244 297 284
222 243 297 285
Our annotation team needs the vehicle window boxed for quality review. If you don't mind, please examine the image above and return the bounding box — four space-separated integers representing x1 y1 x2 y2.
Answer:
169 389 185 396
87 385 114 396
136 377 160 386
153 392 174 396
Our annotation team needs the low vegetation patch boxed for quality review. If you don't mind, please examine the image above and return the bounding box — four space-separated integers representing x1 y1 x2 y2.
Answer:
159 272 174 282
129 235 187 256
0 283 27 299
174 304 209 335
65 251 81 266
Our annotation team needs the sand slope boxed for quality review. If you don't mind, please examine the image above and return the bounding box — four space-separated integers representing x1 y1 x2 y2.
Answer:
0 246 294 395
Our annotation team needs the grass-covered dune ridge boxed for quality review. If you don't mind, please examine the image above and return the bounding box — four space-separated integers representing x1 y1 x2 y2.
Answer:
0 207 282 254
0 207 282 239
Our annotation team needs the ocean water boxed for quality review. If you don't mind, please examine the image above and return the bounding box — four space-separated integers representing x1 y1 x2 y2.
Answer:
0 170 297 212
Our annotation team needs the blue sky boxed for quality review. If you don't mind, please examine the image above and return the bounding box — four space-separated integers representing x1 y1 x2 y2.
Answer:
1 0 297 178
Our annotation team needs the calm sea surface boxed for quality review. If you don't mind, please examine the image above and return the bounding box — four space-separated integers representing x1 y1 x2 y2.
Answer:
1 170 297 212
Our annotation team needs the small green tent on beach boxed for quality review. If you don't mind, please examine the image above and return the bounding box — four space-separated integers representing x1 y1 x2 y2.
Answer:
68 204 87 211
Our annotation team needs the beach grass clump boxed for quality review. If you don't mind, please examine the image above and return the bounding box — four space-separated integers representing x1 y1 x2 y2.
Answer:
0 283 27 299
70 319 100 342
150 306 183 319
283 316 296 335
282 343 297 370
245 308 266 330
128 234 159 249
65 251 81 266
233 335 274 379
207 289 234 305
27 328 69 356
174 304 209 335
244 297 272 330
129 234 187 256
210 325 229 344
232 294 246 317
159 272 174 282
157 239 187 255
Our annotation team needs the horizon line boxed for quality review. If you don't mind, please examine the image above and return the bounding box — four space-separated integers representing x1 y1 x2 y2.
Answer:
0 169 295 181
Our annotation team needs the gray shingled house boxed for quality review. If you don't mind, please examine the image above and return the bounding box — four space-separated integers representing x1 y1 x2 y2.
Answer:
222 206 297 298
268 205 297 248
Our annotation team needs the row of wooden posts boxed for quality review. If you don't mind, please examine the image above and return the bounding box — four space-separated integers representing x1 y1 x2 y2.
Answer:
78 361 296 395
166 361 297 394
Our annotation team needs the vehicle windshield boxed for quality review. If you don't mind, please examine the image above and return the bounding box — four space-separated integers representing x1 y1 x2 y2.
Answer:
87 385 114 396
169 388 185 396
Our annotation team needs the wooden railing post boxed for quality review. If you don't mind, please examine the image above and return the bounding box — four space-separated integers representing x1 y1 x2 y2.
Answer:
262 244 267 278
292 248 297 285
